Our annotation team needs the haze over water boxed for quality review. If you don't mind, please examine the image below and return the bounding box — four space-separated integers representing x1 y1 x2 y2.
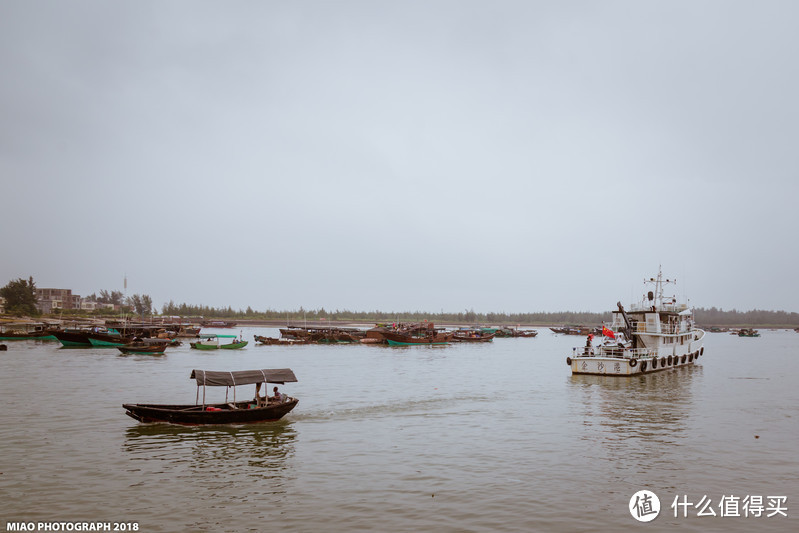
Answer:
0 327 797 531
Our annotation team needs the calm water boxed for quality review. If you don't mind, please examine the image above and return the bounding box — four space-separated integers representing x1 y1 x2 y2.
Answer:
1 328 797 532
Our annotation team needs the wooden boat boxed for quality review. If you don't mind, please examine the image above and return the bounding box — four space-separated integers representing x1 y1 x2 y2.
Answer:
279 326 365 342
254 335 310 345
738 328 760 337
123 368 298 425
164 324 201 337
190 338 219 350
452 329 495 342
53 329 93 347
494 328 538 338
87 330 133 347
117 340 168 355
220 340 248 349
0 323 60 341
200 320 237 328
383 330 453 346
190 334 247 350
550 326 601 336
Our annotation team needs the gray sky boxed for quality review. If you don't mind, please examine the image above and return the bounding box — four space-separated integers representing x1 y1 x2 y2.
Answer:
1 1 798 314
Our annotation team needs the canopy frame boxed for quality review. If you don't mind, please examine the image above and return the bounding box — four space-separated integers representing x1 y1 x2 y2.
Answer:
190 369 298 407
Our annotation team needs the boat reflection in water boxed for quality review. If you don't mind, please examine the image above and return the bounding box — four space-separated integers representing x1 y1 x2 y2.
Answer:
568 364 703 472
124 421 297 483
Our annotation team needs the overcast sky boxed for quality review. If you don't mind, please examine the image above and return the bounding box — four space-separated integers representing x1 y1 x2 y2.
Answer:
1 1 797 314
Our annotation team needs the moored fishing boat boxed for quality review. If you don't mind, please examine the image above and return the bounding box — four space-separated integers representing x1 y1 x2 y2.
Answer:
87 329 132 347
452 329 495 342
383 329 453 346
737 328 760 337
190 334 246 350
117 340 169 355
254 335 311 345
123 368 298 425
200 320 237 328
0 322 60 341
220 339 248 349
494 327 538 338
567 268 706 376
550 326 601 336
53 329 93 347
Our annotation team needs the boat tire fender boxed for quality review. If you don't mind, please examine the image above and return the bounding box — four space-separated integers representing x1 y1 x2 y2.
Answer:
667 355 673 366
661 357 667 367
651 358 657 369
682 355 687 364
566 357 572 366
640 360 648 372
700 347 704 356
629 358 637 368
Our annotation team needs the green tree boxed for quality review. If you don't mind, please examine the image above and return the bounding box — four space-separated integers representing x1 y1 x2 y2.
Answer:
126 294 153 317
141 295 153 316
95 290 124 305
1 276 39 316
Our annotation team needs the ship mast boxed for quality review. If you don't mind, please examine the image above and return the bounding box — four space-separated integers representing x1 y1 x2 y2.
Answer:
643 266 676 310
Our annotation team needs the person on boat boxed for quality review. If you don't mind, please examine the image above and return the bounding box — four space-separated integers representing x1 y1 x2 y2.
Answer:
273 386 285 403
584 334 594 355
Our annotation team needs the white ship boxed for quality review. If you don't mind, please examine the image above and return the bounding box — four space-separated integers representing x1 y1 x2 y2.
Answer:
567 269 706 376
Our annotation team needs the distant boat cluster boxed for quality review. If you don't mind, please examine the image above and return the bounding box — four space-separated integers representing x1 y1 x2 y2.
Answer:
253 322 538 346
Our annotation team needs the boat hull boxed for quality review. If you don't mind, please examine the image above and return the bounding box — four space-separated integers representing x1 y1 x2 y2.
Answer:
452 333 495 342
53 331 93 347
569 348 704 376
0 333 58 341
88 333 131 347
383 331 453 346
118 343 168 355
122 399 298 425
190 342 219 350
219 341 248 349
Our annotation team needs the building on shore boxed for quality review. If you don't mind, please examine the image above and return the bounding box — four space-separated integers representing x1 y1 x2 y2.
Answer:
35 288 76 314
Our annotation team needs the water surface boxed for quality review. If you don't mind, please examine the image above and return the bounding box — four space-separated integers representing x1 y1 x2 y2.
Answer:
1 328 797 531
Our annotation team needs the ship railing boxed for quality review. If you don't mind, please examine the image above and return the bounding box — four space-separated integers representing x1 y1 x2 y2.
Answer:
629 302 689 313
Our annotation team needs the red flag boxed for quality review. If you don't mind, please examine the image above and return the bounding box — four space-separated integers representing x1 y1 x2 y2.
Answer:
602 326 615 339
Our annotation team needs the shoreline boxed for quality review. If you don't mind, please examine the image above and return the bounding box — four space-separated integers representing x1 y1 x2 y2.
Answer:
2 316 796 331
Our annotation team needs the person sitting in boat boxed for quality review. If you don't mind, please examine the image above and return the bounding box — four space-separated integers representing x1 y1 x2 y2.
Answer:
273 386 285 403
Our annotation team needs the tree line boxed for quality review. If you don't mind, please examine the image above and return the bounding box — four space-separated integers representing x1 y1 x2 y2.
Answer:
160 301 799 327
4 276 799 326
161 300 612 324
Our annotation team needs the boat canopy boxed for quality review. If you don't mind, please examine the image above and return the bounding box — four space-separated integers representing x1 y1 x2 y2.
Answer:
190 368 298 387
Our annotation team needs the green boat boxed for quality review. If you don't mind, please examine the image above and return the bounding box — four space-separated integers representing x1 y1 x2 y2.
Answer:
220 340 248 350
87 329 130 347
191 341 219 350
190 334 245 350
